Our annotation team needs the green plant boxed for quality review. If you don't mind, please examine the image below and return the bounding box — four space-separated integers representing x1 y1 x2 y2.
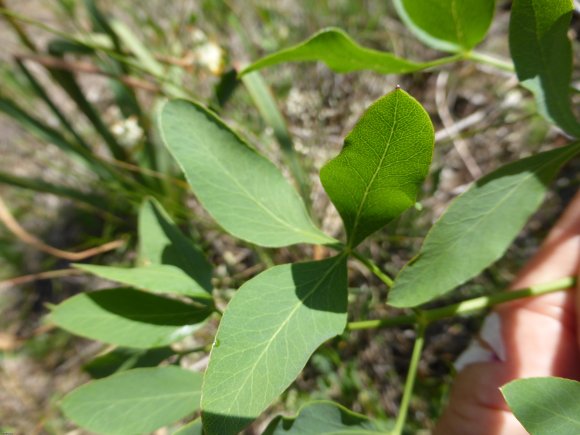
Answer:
0 0 296 251
40 0 580 434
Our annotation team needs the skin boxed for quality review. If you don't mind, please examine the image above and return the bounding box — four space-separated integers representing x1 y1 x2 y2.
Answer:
435 191 580 434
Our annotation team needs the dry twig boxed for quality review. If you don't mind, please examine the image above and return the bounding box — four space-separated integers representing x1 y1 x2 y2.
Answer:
435 70 483 179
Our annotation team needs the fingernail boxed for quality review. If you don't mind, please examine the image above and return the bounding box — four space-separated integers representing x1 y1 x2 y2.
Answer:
454 312 507 371
454 340 495 371
480 312 506 362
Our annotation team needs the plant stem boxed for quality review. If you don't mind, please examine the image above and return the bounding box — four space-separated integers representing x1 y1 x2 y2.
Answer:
391 321 426 435
423 53 464 69
464 51 515 72
350 250 394 288
347 276 575 331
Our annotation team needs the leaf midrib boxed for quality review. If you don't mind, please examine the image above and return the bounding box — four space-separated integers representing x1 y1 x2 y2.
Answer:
407 144 578 287
206 255 345 413
450 0 464 47
348 91 399 247
203 149 324 241
513 390 580 427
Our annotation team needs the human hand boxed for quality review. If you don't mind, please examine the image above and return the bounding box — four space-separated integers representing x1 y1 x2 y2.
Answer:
435 191 580 434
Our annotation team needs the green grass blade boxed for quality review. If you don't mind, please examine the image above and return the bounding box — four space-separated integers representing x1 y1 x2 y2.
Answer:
46 43 129 162
241 72 311 207
110 20 186 98
0 170 104 210
15 59 92 151
0 95 96 167
83 0 163 180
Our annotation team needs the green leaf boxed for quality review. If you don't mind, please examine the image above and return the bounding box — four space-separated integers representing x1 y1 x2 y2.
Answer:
321 88 434 248
83 347 175 379
74 264 211 298
48 288 211 348
241 71 311 205
509 0 580 136
159 99 333 247
0 95 93 167
263 401 387 434
201 255 348 435
0 169 106 211
174 419 203 435
393 0 495 52
61 366 202 435
241 28 456 76
138 198 212 294
388 142 580 307
501 377 580 435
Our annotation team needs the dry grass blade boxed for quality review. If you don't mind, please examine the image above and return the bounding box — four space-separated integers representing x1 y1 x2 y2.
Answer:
14 54 160 92
0 196 125 261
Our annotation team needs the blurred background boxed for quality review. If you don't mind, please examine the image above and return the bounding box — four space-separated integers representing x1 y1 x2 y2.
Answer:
0 0 578 433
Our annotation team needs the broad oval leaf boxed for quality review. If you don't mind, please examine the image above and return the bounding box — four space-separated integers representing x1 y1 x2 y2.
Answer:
263 401 388 435
201 256 348 435
388 142 580 307
394 0 495 52
83 347 175 379
61 366 202 435
138 198 213 293
509 0 580 137
321 88 434 248
501 377 580 435
48 288 212 348
74 264 211 298
159 99 333 247
242 28 452 76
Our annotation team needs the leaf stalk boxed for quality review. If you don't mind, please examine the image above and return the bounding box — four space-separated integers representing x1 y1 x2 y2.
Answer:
350 250 394 288
347 276 576 330
391 322 426 435
464 51 515 72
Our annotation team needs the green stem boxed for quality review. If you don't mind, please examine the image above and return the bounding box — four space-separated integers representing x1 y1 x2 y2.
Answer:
423 53 464 69
391 321 426 435
350 250 394 288
464 50 515 72
347 276 575 331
